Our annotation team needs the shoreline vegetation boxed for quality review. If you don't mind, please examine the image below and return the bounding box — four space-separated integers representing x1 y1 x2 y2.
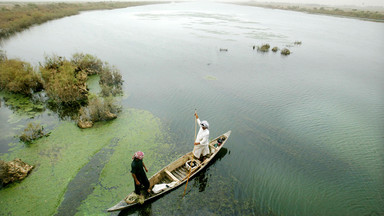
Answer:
233 2 384 22
0 1 165 39
0 51 123 130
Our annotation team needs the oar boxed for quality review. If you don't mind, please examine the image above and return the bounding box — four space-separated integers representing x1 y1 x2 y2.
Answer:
183 110 197 197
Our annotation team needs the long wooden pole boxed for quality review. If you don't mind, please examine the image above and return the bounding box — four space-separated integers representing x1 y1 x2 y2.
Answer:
183 110 197 197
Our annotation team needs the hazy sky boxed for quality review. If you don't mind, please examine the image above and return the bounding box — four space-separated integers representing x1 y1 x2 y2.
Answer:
1 0 383 7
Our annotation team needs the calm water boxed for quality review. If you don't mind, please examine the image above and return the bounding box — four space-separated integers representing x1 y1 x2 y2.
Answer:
1 2 383 215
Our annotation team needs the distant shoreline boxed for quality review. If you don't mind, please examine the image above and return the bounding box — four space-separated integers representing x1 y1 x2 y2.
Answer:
1 1 383 40
231 2 384 22
0 1 167 39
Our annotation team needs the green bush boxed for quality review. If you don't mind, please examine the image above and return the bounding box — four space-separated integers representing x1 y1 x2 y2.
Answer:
78 96 120 124
272 47 279 52
0 56 43 95
71 53 103 75
257 44 270 52
281 48 291 55
40 55 88 104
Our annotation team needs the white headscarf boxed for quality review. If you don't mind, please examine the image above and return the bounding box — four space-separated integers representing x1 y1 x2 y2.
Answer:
201 120 209 129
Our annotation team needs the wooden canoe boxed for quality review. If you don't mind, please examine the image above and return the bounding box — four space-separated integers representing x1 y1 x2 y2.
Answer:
107 130 231 212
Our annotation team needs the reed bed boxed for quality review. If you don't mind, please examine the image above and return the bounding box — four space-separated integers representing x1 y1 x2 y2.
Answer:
0 2 162 39
234 2 384 22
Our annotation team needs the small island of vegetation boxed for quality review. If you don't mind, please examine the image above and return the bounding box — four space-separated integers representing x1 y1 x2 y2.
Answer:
0 51 123 129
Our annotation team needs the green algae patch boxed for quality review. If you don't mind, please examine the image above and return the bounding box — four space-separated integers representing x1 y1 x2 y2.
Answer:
0 91 45 123
86 75 102 95
75 111 176 215
0 108 174 215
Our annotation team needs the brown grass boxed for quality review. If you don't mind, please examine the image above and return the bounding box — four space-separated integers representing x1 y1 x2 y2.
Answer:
0 2 165 39
40 55 88 104
234 2 384 22
0 55 43 95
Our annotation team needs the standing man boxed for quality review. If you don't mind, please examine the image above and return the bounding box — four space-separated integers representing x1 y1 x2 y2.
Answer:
131 151 150 195
194 113 210 162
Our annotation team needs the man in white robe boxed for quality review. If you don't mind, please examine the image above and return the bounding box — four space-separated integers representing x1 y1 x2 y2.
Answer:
194 113 210 161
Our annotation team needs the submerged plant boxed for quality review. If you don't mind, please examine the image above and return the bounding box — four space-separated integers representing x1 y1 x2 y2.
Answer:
0 92 45 120
19 122 50 143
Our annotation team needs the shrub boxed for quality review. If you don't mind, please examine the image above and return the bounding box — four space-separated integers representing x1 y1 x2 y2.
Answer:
257 44 270 52
40 55 88 104
78 96 121 128
281 48 291 55
99 64 123 97
19 122 49 143
71 53 103 75
0 57 43 95
272 47 279 52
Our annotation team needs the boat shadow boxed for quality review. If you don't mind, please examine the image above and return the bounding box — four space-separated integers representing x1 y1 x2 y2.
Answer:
116 147 229 216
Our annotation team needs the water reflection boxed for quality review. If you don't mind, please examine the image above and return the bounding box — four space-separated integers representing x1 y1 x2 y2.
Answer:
193 168 208 192
192 147 228 193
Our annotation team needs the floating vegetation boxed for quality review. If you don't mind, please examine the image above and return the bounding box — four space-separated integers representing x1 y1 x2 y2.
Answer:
0 92 45 121
257 44 270 52
0 108 171 215
253 42 299 56
281 48 291 55
19 122 50 143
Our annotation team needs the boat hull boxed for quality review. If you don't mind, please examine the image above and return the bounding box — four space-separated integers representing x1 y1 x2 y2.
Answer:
107 130 231 212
